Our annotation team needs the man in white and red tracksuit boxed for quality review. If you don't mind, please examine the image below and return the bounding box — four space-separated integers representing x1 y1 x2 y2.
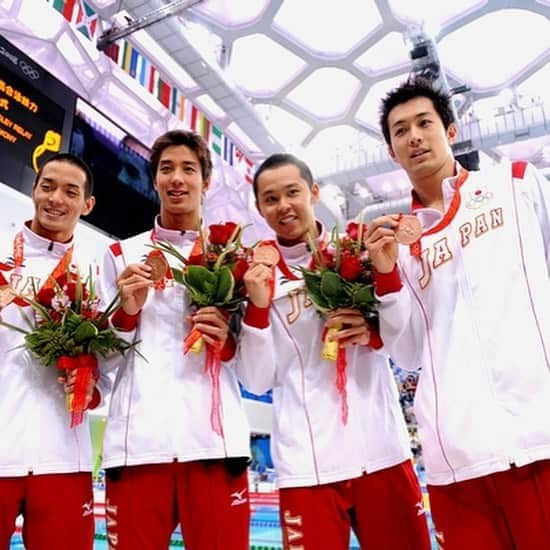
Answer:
237 153 431 550
100 130 251 550
0 154 105 550
366 77 550 548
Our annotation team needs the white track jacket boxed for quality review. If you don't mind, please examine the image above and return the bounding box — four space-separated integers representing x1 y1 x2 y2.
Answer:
100 221 250 469
0 224 108 477
236 233 412 489
376 160 550 486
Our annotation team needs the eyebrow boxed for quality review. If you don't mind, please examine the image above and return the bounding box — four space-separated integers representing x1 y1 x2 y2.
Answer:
159 159 198 167
39 177 82 191
260 182 301 198
391 111 433 129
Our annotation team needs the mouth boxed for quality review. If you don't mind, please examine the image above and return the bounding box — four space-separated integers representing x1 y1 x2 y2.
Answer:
43 208 65 218
410 149 430 160
167 190 189 199
279 215 298 226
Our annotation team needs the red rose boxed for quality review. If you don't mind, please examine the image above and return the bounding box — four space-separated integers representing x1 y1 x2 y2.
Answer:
339 255 362 281
320 249 335 269
232 258 249 283
209 222 238 246
187 253 204 266
346 222 366 241
36 286 55 307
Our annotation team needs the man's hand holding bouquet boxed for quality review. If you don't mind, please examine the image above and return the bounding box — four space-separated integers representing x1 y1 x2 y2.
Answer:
152 222 251 436
0 265 133 427
297 221 380 424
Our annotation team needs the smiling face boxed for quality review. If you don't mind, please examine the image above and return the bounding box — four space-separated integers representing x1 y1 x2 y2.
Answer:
31 160 95 242
255 163 319 246
153 144 209 230
387 96 457 185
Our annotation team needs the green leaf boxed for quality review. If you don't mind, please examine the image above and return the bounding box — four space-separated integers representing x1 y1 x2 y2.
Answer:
73 320 99 343
215 266 235 303
320 271 345 298
171 268 185 284
351 284 376 308
185 266 216 294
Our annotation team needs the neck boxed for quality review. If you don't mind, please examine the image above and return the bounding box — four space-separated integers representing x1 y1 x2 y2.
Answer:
159 209 201 232
29 219 73 243
410 155 456 211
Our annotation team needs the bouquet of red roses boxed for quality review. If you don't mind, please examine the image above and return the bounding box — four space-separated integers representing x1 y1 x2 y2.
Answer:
296 221 378 423
152 221 251 435
0 266 133 427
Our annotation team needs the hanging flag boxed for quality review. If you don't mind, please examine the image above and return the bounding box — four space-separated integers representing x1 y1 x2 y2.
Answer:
211 125 223 156
235 148 254 184
122 41 133 74
148 66 159 94
223 137 234 166
189 105 199 131
197 113 211 141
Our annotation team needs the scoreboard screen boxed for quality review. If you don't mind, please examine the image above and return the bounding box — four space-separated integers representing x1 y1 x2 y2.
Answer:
0 35 76 195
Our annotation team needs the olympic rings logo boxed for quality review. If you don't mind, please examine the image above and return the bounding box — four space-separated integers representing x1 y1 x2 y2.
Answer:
19 60 39 80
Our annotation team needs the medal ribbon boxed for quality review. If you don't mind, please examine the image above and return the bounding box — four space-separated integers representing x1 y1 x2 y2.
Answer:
409 168 469 257
0 231 73 307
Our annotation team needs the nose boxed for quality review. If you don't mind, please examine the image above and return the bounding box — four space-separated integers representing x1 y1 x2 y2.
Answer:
277 197 291 212
47 187 64 204
409 126 422 146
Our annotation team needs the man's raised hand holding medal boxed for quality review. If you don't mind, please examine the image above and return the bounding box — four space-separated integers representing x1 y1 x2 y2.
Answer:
364 213 422 274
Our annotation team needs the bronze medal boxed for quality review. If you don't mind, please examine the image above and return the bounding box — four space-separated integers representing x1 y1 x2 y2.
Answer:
253 245 280 268
145 254 169 282
395 215 423 245
0 285 16 309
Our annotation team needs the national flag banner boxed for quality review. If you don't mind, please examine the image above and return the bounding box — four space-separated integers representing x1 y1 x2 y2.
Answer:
211 125 223 156
158 79 171 109
178 94 186 122
189 105 199 131
136 53 147 86
170 87 180 117
197 113 211 141
235 148 254 184
129 48 139 78
148 66 159 94
47 0 99 40
121 41 133 74
223 137 234 166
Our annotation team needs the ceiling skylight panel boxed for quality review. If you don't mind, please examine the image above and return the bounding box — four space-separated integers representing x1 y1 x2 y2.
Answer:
438 10 549 89
254 104 312 148
355 74 409 129
286 68 360 119
194 0 269 27
230 34 306 96
388 0 487 30
273 0 382 56
355 32 410 74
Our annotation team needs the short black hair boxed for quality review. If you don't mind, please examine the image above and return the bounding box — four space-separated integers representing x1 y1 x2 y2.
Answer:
253 153 314 198
35 153 94 197
379 78 455 145
149 130 212 182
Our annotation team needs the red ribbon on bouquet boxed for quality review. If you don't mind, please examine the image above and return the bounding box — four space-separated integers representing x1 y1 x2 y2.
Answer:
335 347 348 425
321 326 349 425
56 354 98 428
184 330 224 437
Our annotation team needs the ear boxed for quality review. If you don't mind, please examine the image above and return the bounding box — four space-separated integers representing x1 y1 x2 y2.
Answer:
81 195 96 217
311 182 320 204
202 178 210 194
446 123 458 145
388 146 396 161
